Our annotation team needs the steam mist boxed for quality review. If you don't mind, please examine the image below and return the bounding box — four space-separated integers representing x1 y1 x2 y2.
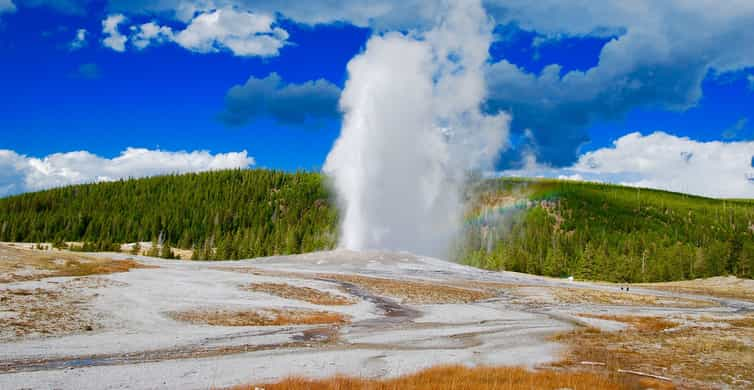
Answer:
324 0 510 258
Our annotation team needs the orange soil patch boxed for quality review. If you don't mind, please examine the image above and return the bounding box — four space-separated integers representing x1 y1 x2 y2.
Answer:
245 283 355 305
168 308 349 327
318 274 495 304
235 365 632 390
0 244 151 283
552 314 754 389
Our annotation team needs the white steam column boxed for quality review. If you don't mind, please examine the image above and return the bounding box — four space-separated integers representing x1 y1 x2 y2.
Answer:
324 0 510 258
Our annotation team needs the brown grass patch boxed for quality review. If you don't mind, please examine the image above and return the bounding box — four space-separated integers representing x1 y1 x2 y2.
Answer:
552 313 754 389
0 277 113 340
169 308 349 327
211 266 306 279
317 274 495 304
220 268 495 304
245 283 355 305
505 285 714 308
724 314 754 329
0 244 151 283
640 276 754 303
552 287 714 308
236 365 630 390
577 314 678 332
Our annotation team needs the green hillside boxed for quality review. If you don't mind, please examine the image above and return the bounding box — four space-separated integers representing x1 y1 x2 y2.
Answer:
1 171 752 282
458 178 754 282
0 169 337 260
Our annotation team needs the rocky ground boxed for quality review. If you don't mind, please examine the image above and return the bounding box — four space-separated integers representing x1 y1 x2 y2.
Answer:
0 244 752 389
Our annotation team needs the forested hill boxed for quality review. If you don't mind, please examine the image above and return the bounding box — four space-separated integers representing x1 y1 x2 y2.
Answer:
0 170 337 260
1 171 752 282
458 179 754 282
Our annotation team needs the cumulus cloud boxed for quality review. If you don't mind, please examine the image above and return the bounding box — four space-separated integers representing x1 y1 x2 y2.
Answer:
172 8 288 56
131 21 173 49
100 7 288 57
19 1 754 174
484 1 754 167
102 13 128 52
0 0 15 14
0 148 255 197
502 132 754 199
220 73 341 126
106 0 440 30
69 28 88 50
100 1 754 166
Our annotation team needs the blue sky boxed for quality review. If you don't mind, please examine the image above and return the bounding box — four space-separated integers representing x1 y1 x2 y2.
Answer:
1 0 753 197
1 4 367 170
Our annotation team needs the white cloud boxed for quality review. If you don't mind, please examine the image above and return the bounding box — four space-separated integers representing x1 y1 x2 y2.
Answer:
501 132 754 199
69 28 88 50
103 8 289 57
110 1 754 163
172 8 288 57
131 22 174 49
0 148 255 197
107 0 437 30
102 14 128 52
0 0 15 14
484 0 754 165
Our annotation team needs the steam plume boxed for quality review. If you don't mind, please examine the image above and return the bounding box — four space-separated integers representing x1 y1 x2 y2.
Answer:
324 0 510 258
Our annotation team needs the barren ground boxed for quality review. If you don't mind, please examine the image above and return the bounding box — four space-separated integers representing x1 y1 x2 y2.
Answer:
0 243 752 389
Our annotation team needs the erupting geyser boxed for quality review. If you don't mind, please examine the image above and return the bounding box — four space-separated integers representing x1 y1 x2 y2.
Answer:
324 0 510 258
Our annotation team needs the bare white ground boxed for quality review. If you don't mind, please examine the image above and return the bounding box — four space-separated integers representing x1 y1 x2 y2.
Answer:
0 249 750 389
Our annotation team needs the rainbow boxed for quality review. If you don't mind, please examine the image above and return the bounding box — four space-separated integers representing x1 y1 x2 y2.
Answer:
463 189 562 228
463 197 532 228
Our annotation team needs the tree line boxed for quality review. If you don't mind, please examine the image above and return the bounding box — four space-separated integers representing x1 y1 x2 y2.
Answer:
2 171 752 282
0 169 338 260
458 179 754 282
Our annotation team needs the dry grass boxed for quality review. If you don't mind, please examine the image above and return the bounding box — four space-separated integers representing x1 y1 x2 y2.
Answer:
318 274 495 304
725 314 754 329
169 308 349 327
0 244 151 283
236 365 630 390
218 268 494 304
577 314 678 332
211 266 309 279
506 285 714 308
640 276 754 303
0 277 116 340
552 313 754 389
245 283 356 306
0 288 85 339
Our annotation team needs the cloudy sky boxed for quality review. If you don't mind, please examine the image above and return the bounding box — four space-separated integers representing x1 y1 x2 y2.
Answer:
1 0 753 198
